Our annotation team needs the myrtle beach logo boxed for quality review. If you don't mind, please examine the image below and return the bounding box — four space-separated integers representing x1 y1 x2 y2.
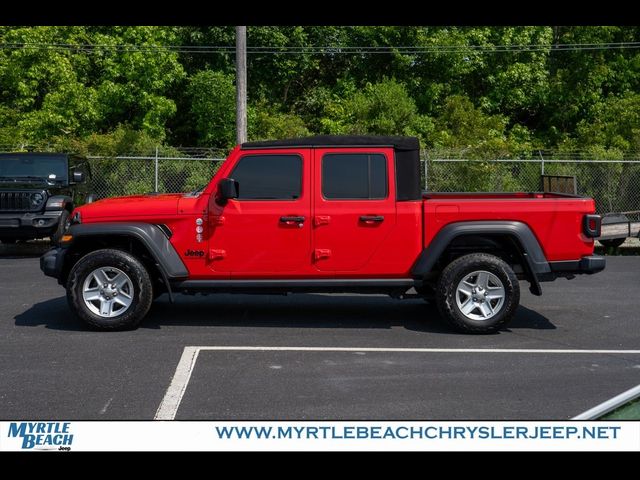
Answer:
7 422 73 450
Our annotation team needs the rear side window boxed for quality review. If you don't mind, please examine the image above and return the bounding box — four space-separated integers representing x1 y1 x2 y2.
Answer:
230 154 302 200
322 153 388 199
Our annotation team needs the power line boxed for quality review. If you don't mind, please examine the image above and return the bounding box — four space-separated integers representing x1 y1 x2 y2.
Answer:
3 41 640 50
1 42 640 55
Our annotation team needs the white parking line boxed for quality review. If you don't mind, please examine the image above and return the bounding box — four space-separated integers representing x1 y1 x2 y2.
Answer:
154 346 200 421
154 345 640 420
572 383 640 420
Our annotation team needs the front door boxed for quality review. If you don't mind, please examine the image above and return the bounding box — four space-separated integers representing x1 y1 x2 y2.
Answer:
209 149 312 276
313 148 397 273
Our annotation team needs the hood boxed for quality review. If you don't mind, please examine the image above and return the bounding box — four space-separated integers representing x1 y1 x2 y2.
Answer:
0 179 50 189
78 193 183 219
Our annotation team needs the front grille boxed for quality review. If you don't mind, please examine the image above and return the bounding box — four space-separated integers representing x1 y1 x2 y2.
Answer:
0 191 44 212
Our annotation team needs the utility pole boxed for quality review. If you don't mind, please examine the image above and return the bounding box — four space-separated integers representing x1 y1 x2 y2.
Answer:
236 26 247 144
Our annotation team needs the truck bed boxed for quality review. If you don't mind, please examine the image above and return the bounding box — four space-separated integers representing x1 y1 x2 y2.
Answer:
423 192 580 200
422 191 596 261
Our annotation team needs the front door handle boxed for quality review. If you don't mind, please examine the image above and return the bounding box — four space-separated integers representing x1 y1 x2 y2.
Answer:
280 216 305 227
360 215 384 223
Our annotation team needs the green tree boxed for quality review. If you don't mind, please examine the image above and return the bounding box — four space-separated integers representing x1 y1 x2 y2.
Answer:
187 70 236 148
1 25 640 164
248 102 310 141
428 95 535 191
0 26 184 143
319 79 431 139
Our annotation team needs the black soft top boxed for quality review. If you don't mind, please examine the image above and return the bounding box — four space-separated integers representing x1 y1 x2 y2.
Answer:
242 135 419 151
0 152 86 163
0 152 68 158
241 135 422 201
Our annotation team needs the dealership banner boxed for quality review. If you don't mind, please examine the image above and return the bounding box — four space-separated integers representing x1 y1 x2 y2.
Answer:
0 421 638 451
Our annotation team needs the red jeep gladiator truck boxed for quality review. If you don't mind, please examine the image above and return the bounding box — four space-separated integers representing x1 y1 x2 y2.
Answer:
40 136 605 333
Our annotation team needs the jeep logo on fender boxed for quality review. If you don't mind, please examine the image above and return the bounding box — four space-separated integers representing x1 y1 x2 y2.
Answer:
184 249 205 257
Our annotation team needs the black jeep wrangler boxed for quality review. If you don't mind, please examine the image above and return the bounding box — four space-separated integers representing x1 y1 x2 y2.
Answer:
0 152 92 245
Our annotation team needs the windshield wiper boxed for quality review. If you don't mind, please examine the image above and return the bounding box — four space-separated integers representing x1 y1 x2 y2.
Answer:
17 176 48 181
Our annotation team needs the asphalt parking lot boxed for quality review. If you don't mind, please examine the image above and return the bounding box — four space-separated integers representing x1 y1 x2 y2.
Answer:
0 243 638 420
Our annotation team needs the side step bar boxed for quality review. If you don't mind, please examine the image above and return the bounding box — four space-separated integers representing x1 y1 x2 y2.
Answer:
171 278 417 295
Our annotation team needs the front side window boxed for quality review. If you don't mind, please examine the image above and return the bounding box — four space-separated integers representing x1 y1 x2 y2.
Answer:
230 154 302 200
322 153 388 200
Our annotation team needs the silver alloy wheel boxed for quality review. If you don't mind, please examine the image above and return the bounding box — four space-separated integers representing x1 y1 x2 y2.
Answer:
82 267 134 318
455 270 506 321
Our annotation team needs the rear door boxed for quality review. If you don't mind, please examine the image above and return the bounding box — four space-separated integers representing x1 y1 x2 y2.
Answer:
208 149 312 276
312 148 397 273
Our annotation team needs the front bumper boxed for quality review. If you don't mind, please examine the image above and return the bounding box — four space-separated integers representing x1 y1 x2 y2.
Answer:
0 211 62 239
548 255 606 276
40 246 67 282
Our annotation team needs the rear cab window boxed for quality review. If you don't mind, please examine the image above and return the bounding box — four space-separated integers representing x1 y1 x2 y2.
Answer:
322 153 388 200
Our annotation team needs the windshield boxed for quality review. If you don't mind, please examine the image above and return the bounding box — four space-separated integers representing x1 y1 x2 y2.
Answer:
0 155 67 183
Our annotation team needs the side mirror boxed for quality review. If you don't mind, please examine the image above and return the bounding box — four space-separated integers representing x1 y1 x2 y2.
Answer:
72 170 85 183
216 178 239 205
47 174 57 185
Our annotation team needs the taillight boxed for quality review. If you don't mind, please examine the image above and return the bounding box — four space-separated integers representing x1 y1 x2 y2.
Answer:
583 214 601 238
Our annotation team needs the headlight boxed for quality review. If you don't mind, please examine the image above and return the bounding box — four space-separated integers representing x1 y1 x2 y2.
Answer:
31 192 44 208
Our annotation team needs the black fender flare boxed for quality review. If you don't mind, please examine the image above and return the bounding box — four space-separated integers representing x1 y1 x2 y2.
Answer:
411 221 550 295
67 222 188 279
45 195 74 212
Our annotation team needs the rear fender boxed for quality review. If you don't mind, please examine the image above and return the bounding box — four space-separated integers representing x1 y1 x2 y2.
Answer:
411 221 549 296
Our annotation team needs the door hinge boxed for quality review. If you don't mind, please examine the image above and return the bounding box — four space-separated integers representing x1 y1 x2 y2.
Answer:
314 215 331 226
314 249 331 261
209 249 226 260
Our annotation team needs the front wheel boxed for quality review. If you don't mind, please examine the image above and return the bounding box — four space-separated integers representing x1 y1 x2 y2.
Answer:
67 249 153 330
436 253 520 334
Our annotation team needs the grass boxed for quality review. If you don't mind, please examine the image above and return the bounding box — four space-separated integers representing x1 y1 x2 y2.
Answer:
600 399 640 420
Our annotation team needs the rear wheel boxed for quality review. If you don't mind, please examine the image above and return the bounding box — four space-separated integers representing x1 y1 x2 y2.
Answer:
436 253 520 334
67 249 153 330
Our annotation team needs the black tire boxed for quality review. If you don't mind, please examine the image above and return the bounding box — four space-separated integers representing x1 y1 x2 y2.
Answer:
599 238 625 248
436 253 520 334
51 210 70 246
67 249 153 330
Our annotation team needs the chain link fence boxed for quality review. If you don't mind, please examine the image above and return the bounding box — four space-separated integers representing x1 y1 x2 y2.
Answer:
2 145 639 214
86 154 225 199
423 155 640 214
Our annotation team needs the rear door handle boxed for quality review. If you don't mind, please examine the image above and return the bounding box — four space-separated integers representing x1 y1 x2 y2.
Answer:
280 216 305 223
359 215 384 223
280 216 305 227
